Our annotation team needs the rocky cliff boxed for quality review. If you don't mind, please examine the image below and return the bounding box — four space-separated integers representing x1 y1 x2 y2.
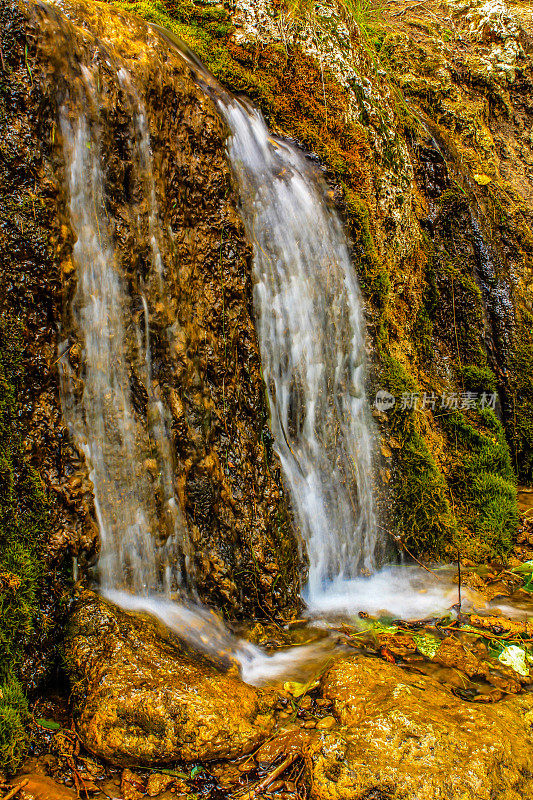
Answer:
1 0 533 782
107 0 533 563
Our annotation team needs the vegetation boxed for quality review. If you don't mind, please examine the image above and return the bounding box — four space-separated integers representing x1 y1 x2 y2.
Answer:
0 319 49 774
0 678 29 776
508 309 533 482
376 334 456 556
441 408 517 559
343 187 390 308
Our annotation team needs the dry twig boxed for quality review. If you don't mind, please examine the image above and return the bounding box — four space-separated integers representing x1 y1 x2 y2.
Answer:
2 780 29 800
239 754 297 799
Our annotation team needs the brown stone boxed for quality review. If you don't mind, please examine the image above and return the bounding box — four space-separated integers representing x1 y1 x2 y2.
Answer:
309 655 533 799
145 775 175 797
64 592 274 766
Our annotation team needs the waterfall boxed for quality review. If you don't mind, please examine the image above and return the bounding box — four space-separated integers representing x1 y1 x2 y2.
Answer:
217 99 380 600
148 28 385 601
53 20 466 673
58 69 191 596
58 30 382 608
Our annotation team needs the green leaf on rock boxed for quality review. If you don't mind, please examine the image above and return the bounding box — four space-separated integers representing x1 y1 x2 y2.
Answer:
511 560 533 574
35 718 61 730
159 769 189 779
412 633 441 659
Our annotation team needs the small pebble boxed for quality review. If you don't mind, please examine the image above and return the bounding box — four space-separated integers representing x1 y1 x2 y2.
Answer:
299 696 312 709
315 698 329 707
316 715 336 730
303 719 316 728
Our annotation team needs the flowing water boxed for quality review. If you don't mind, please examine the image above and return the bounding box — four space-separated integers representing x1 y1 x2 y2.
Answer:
58 68 191 596
56 27 474 685
218 98 382 600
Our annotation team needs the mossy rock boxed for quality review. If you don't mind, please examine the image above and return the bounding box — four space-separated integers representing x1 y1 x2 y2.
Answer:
0 319 49 773
0 677 29 776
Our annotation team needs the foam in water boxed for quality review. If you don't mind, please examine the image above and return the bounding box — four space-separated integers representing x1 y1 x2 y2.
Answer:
306 566 461 620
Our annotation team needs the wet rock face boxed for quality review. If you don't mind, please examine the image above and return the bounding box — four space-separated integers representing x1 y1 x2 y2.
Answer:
0 3 98 565
0 0 100 698
0 0 302 619
64 592 274 765
311 655 533 800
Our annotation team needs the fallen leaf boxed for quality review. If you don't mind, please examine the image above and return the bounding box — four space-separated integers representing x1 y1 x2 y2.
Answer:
380 647 396 664
283 679 318 698
35 718 61 730
254 730 312 763
498 645 530 677
413 633 441 659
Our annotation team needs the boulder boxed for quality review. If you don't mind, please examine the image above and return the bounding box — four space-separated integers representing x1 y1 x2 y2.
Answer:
309 655 533 800
64 592 274 766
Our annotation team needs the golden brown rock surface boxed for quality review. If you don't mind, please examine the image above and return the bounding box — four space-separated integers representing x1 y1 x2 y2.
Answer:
64 592 274 765
309 654 533 799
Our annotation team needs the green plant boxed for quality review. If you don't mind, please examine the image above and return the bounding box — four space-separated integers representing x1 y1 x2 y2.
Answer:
343 0 381 36
441 408 517 558
393 428 456 555
343 187 390 308
0 318 49 773
457 364 497 395
376 342 456 556
0 677 29 776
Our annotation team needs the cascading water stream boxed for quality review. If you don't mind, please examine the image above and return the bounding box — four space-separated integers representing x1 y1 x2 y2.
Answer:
56 59 332 683
217 99 381 602
59 68 191 596
152 31 387 595
56 24 470 687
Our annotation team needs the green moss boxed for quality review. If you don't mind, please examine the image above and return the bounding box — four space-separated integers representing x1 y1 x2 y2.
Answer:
0 676 29 776
441 408 517 558
0 317 48 773
436 257 486 366
507 309 533 482
393 429 456 555
377 336 456 555
457 364 497 395
343 187 390 308
413 239 438 363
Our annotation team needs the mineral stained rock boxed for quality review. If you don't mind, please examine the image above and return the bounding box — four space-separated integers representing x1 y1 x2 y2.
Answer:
310 655 533 800
64 592 274 765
